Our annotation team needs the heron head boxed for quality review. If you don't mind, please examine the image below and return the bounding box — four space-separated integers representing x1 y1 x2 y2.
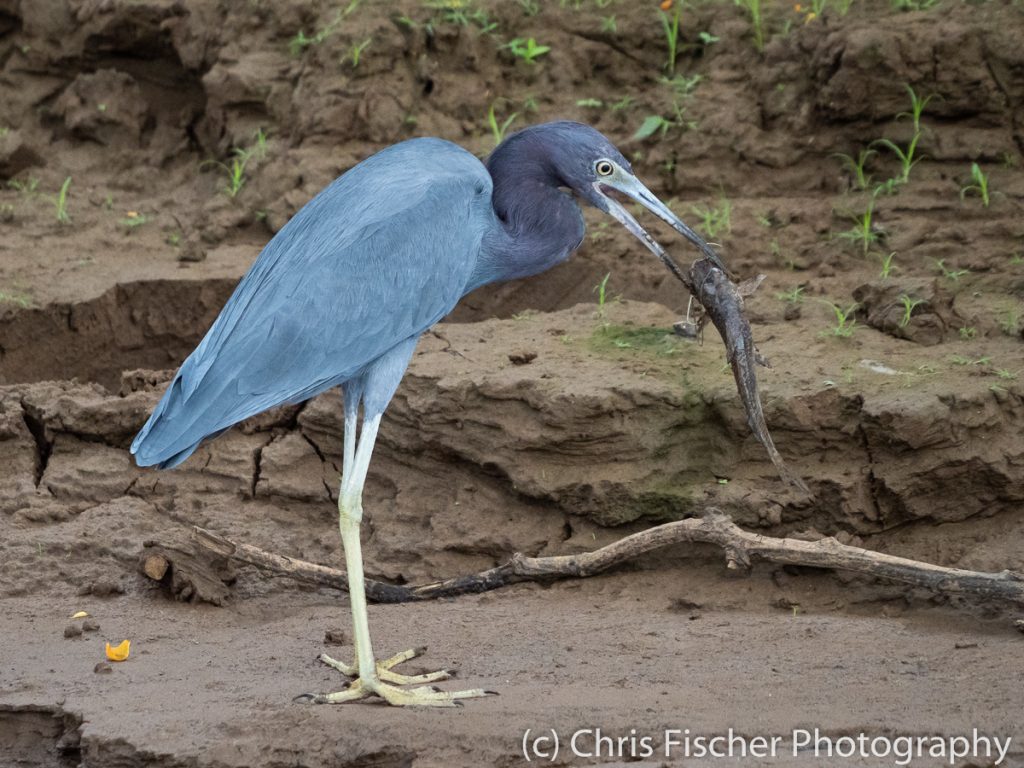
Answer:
541 121 727 274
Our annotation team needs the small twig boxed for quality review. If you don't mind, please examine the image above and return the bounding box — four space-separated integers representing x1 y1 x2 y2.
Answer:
178 515 1024 607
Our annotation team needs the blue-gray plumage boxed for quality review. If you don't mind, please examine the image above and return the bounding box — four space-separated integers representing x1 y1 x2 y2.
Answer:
131 121 725 706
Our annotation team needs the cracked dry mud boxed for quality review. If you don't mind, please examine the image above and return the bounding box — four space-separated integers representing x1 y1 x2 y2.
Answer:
1 0 1023 766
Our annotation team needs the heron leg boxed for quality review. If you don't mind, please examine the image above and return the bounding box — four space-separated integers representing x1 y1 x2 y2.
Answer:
300 340 493 707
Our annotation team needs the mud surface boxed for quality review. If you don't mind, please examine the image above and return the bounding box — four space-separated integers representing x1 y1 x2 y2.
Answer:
1 0 1023 765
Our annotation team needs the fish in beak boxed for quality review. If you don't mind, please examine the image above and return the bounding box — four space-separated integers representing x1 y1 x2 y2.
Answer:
592 163 728 281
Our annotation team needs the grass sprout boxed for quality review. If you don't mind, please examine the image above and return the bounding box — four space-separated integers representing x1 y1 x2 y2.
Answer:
833 148 876 190
506 37 550 63
897 294 925 327
487 103 518 146
959 162 990 207
820 300 859 337
53 176 71 225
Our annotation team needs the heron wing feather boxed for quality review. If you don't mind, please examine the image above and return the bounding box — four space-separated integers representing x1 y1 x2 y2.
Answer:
132 139 491 467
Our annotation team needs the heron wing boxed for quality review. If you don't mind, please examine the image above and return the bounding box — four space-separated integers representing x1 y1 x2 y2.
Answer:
132 139 492 467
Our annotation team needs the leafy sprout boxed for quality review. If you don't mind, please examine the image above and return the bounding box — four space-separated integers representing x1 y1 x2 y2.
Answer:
347 37 372 68
506 37 550 63
53 177 72 225
833 148 876 190
934 259 969 282
660 6 681 75
487 103 518 146
959 162 991 207
897 294 925 328
734 0 764 52
820 300 859 338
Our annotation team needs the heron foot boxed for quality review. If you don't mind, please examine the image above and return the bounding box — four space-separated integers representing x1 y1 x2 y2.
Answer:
298 677 494 707
319 646 452 685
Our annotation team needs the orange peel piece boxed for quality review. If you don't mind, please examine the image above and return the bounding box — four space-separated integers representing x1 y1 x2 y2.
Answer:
105 639 131 662
71 611 89 619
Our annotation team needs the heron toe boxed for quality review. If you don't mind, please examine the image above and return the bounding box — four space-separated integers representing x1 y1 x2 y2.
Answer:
301 671 494 708
319 646 453 685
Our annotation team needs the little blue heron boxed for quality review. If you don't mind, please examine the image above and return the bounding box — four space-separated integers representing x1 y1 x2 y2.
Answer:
132 121 725 707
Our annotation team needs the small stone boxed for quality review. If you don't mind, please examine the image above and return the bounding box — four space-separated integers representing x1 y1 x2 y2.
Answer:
324 629 346 645
94 662 113 674
63 623 82 638
82 619 100 632
508 350 537 365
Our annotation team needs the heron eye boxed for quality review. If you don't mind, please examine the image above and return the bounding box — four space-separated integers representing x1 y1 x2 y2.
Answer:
595 160 614 177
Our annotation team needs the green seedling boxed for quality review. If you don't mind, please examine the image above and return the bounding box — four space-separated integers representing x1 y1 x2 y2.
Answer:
601 15 617 32
595 271 612 325
879 251 897 279
950 354 989 366
53 177 71 225
995 368 1018 381
251 127 269 161
699 31 720 44
833 148 876 190
0 290 33 308
999 306 1020 336
288 9 344 56
897 84 934 134
7 176 40 197
820 300 859 337
119 212 148 230
506 38 550 63
776 285 805 304
518 0 540 15
660 6 681 75
611 95 633 112
892 0 938 11
958 326 976 340
934 258 968 282
897 294 925 327
347 38 372 68
659 73 703 99
872 134 922 185
634 115 674 140
487 103 518 146
959 162 990 207
576 98 603 108
734 0 764 52
836 193 881 256
203 148 250 198
689 198 732 240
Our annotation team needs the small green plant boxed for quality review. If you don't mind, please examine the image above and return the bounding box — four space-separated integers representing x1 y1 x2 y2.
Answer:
166 231 182 247
576 98 603 108
203 148 250 198
879 251 897 279
776 285 805 304
634 114 674 140
897 294 925 327
836 192 881 256
601 15 617 32
119 211 148 230
959 162 990 207
506 37 550 63
0 289 33 308
999 306 1020 336
950 354 989 366
347 37 372 68
7 176 40 197
734 0 764 52
517 0 540 15
288 8 345 56
487 102 518 146
872 134 922 185
833 148 876 190
689 197 732 239
892 0 938 11
594 271 612 325
995 368 1018 381
659 6 681 75
897 84 934 134
935 259 969 282
958 326 976 340
820 300 859 337
53 176 71 225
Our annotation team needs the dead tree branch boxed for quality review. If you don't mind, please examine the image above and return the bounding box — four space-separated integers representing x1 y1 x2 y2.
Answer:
147 513 1024 607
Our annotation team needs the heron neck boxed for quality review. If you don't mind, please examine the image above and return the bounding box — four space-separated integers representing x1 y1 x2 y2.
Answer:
468 150 585 292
